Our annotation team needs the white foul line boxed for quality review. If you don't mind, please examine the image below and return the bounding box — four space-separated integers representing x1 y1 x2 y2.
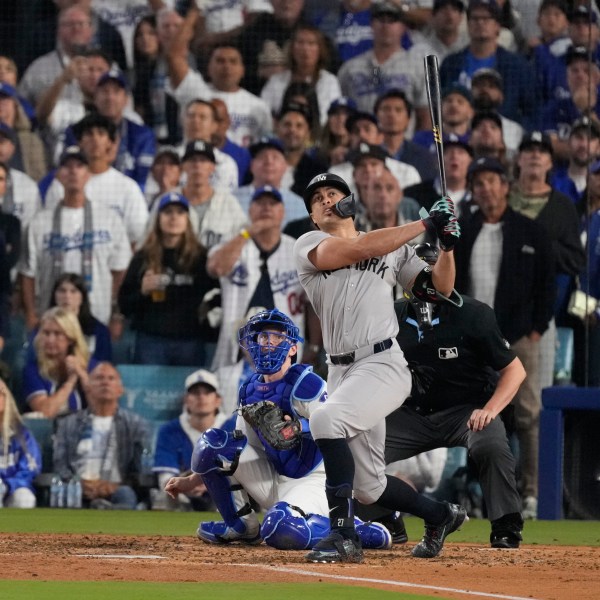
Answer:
231 563 542 600
75 554 167 560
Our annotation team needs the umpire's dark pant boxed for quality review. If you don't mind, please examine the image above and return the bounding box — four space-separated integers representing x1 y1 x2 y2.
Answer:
384 404 521 522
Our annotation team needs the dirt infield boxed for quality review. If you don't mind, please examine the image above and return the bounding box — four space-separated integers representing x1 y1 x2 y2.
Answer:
1 533 599 599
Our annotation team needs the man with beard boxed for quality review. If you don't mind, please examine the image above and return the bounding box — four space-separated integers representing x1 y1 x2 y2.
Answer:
470 68 523 156
550 116 600 205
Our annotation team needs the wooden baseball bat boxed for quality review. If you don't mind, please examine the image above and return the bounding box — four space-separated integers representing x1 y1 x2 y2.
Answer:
424 54 447 197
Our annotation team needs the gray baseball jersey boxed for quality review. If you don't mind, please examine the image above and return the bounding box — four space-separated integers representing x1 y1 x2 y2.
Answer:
293 229 427 504
294 230 426 356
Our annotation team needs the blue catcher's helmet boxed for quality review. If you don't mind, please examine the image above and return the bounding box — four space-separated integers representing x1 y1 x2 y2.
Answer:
238 308 304 375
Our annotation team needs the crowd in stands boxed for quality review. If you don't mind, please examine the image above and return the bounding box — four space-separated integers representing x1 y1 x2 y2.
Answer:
0 0 599 519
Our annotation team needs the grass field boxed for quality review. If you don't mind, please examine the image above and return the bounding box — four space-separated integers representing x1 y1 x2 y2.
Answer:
1 509 599 600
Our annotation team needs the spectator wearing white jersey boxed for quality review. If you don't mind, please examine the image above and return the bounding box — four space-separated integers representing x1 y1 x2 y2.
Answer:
42 113 149 247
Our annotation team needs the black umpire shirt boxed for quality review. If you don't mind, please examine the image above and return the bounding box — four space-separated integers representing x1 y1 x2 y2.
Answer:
395 295 516 412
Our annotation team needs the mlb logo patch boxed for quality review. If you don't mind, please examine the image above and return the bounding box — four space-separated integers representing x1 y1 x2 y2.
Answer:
439 347 458 359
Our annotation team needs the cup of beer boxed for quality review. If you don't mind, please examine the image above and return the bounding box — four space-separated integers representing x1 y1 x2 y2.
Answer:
151 274 170 302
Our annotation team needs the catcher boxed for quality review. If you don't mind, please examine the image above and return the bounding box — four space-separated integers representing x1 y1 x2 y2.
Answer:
164 308 392 551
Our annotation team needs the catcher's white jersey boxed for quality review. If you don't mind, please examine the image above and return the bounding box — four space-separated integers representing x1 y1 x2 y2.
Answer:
211 234 306 369
293 230 425 356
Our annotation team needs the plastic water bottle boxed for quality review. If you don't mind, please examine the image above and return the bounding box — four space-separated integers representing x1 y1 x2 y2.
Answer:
0 478 6 508
56 478 65 508
66 475 82 509
50 475 61 508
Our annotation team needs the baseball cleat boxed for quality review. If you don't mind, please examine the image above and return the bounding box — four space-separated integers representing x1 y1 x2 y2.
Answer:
355 518 393 549
305 531 364 563
411 503 468 558
197 519 262 545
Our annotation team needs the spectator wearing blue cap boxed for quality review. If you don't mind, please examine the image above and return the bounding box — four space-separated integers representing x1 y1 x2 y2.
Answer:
119 191 219 366
550 117 600 205
531 1 571 107
0 82 47 183
541 46 600 161
235 137 306 227
455 156 556 521
440 0 539 130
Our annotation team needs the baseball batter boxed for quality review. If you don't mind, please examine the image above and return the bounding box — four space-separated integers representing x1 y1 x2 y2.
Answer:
293 173 467 563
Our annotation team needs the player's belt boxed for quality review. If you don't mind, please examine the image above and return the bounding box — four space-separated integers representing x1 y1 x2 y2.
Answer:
328 338 394 366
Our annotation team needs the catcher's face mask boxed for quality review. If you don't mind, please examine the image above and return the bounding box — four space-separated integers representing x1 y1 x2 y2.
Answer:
238 308 304 374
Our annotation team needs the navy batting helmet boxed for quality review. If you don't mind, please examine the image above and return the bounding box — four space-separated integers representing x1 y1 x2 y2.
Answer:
238 309 304 374
303 173 353 215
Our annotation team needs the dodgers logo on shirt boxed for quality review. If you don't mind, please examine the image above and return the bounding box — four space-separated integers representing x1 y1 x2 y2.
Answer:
438 347 458 359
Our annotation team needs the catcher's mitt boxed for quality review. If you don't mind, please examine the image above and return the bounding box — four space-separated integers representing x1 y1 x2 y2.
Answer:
240 401 301 450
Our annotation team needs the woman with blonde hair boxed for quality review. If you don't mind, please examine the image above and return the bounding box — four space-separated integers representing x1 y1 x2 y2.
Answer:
0 381 41 508
119 192 218 366
22 307 94 418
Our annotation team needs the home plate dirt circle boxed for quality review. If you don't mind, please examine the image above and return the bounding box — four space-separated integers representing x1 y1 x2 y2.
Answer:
0 533 597 600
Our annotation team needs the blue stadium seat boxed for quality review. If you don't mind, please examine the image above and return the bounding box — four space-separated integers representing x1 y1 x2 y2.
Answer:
117 364 198 423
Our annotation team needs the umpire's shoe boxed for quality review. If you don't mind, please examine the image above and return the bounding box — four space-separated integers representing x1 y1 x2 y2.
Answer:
411 503 468 558
378 512 408 544
490 513 523 549
197 519 262 545
305 532 364 563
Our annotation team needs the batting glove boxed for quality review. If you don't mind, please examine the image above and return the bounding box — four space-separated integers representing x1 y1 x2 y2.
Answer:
437 217 461 251
422 196 456 234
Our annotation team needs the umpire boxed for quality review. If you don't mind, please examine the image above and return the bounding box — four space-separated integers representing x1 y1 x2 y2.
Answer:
385 243 526 548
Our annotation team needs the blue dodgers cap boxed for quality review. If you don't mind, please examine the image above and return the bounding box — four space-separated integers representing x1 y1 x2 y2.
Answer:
0 82 17 98
0 122 16 143
251 184 283 202
249 136 285 158
97 68 128 89
59 145 88 165
444 132 474 156
328 96 358 115
467 156 506 182
157 191 190 212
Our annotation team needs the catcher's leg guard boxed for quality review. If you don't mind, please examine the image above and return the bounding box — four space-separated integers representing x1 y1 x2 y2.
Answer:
354 517 393 549
192 428 260 544
261 501 330 550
